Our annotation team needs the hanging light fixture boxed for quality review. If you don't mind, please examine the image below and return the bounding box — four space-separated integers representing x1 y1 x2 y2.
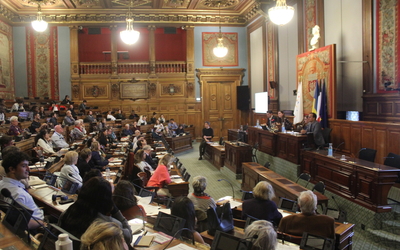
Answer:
268 0 295 26
213 2 228 58
120 1 140 45
32 2 48 32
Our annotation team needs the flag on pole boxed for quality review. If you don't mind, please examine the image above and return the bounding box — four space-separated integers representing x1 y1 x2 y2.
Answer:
312 80 320 115
316 80 322 122
319 80 328 128
293 82 303 124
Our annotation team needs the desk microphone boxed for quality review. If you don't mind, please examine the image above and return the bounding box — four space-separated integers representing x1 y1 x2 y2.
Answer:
218 179 235 199
162 228 194 250
334 142 345 154
351 148 366 163
1 188 57 239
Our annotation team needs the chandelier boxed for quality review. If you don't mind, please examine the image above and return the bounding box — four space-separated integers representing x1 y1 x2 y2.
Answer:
213 2 228 58
120 1 140 45
31 3 48 32
268 0 295 26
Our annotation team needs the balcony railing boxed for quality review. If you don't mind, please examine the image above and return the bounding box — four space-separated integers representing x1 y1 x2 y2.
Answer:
79 61 187 75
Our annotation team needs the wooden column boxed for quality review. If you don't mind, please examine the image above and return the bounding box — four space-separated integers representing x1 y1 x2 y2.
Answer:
69 26 79 79
185 26 195 98
148 25 156 76
110 25 118 77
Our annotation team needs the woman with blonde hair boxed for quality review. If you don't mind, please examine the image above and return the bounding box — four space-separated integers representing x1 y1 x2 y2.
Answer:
146 154 173 196
60 151 82 190
80 221 129 250
241 181 282 226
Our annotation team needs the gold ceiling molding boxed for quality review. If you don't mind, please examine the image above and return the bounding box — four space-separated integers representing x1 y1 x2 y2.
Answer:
201 0 240 9
21 0 59 6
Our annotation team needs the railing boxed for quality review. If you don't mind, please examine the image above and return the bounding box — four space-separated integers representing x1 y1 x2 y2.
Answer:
79 62 112 75
155 61 186 73
118 62 150 74
79 61 187 75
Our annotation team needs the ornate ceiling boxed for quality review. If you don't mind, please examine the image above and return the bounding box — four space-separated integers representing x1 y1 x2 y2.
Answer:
0 0 281 26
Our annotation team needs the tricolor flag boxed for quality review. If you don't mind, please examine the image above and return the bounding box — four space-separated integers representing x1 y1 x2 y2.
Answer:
319 80 328 128
293 82 303 124
312 80 320 117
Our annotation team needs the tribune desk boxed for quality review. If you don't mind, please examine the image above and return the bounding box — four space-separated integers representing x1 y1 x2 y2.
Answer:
204 142 225 170
241 162 329 207
165 134 193 153
302 150 400 212
224 141 252 176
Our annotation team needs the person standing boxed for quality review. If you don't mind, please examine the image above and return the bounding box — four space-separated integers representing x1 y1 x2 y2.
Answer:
198 121 213 160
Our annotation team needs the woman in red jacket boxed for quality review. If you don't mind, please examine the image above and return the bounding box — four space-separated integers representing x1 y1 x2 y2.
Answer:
146 153 173 197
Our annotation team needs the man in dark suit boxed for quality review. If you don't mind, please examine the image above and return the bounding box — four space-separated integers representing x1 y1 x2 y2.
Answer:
266 110 277 128
278 190 335 239
143 145 157 169
300 113 325 147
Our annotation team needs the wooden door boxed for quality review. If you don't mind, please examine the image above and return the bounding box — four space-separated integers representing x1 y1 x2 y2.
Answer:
197 69 245 140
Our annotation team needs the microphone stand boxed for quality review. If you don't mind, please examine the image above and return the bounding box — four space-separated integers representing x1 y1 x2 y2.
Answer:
333 142 345 155
218 179 235 200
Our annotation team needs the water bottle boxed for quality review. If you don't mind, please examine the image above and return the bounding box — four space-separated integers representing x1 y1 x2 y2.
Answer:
281 125 286 133
55 233 72 250
256 119 260 128
106 167 110 181
328 143 333 157
240 125 243 131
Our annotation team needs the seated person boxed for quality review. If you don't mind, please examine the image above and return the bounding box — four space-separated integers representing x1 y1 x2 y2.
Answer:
107 126 118 143
61 95 71 105
0 106 6 125
276 110 293 131
60 151 83 190
70 120 86 140
0 151 44 229
7 116 24 136
51 125 69 148
0 135 14 153
171 196 205 244
168 118 178 130
80 221 129 250
78 100 87 113
38 106 46 119
137 115 147 126
90 141 112 169
35 129 55 154
58 177 132 243
244 220 277 250
107 110 116 121
97 128 111 148
278 190 335 239
152 120 164 140
129 110 139 120
132 135 144 151
68 104 77 118
131 121 140 132
134 140 147 154
146 154 173 197
149 112 157 124
176 124 185 135
96 118 107 131
134 149 154 172
114 109 125 120
121 124 133 137
82 169 102 184
242 181 282 226
77 148 92 180
112 180 147 221
158 114 166 124
63 110 75 126
48 112 58 128
143 145 157 169
29 113 42 134
300 113 325 148
10 99 24 112
84 110 96 123
187 176 216 213
49 101 59 112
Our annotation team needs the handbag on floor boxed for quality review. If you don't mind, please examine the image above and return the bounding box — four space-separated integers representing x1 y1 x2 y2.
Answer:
207 202 234 236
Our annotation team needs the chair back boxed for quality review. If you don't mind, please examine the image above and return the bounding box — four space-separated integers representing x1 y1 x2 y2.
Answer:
358 148 377 163
321 128 332 144
184 172 191 182
312 181 326 194
296 173 311 187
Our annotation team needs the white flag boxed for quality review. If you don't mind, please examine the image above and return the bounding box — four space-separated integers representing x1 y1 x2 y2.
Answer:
293 82 303 124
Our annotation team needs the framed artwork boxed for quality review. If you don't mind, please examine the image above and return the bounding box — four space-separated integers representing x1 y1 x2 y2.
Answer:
120 82 148 99
0 20 14 100
202 32 238 67
296 44 336 118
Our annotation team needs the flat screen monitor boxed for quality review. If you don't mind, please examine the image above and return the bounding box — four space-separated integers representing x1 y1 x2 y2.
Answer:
211 230 252 250
153 212 186 238
278 197 298 212
241 191 254 201
2 200 33 244
300 232 335 250
38 223 81 250
254 92 268 113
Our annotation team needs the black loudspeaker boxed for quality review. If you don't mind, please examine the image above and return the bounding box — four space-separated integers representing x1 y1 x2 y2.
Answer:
237 86 250 110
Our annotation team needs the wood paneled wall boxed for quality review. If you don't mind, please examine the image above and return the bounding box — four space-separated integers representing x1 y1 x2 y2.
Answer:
330 119 400 164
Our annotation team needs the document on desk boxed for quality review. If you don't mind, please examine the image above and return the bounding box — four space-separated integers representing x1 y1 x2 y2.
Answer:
276 242 299 250
171 178 185 183
166 243 198 250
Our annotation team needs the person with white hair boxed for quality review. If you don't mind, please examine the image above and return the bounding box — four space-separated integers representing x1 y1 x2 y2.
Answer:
187 176 216 213
242 181 282 226
70 120 86 140
244 220 277 250
63 110 76 126
51 125 69 148
278 190 335 239
7 116 23 136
